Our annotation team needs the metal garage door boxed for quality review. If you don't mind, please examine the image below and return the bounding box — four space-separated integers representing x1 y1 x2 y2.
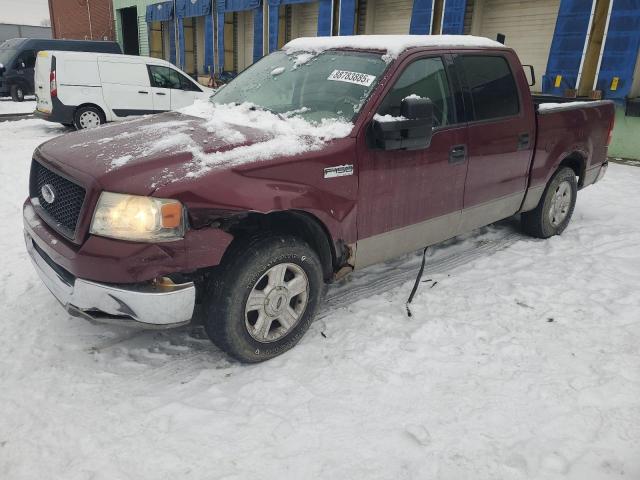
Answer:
292 2 319 38
365 0 413 34
478 0 560 90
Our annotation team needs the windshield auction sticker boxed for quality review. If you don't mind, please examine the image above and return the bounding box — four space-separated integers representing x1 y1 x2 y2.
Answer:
327 70 376 87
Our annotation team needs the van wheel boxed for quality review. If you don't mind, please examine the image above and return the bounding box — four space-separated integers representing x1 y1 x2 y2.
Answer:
10 85 25 102
521 167 577 238
73 105 105 130
203 234 324 363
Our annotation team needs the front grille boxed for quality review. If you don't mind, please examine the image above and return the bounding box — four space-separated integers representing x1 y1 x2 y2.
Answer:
29 160 86 239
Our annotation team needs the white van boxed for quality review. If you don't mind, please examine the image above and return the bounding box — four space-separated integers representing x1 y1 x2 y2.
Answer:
34 51 210 129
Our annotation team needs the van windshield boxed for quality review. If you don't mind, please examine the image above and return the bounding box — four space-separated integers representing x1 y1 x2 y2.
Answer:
210 50 387 123
0 48 16 67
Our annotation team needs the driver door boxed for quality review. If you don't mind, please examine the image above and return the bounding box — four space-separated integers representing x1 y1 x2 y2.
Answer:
354 54 468 268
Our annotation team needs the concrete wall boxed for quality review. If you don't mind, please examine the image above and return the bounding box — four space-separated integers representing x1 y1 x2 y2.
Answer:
0 24 52 43
609 106 640 160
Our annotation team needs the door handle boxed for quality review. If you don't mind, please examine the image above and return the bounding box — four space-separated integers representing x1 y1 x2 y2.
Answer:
517 133 530 150
449 144 467 164
138 90 148 94
156 92 166 96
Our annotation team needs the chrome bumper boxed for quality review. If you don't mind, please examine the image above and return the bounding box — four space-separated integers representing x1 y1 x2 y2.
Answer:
24 232 196 329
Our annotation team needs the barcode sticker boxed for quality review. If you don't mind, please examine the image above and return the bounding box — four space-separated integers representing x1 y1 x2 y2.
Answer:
327 70 375 87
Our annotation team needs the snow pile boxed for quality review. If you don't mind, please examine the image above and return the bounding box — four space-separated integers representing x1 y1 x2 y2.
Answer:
0 98 36 115
176 100 353 177
373 113 407 122
284 35 503 62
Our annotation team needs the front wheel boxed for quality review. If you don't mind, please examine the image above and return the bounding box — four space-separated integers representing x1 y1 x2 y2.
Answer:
521 167 577 238
203 235 324 363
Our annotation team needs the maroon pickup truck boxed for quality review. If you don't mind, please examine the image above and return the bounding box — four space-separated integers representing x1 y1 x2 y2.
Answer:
23 35 614 362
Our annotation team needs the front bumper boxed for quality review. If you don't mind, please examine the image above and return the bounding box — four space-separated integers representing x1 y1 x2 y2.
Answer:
25 231 196 329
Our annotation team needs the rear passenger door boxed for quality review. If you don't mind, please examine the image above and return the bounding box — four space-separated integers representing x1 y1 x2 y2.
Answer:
99 59 155 117
454 53 535 231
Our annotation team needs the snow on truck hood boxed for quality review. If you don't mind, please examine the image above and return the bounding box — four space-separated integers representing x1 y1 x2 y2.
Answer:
284 35 504 61
37 100 352 191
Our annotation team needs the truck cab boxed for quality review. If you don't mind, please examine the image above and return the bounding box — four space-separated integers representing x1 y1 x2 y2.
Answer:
23 35 614 363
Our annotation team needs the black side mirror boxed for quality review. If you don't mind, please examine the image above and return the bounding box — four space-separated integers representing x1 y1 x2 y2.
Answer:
371 97 434 150
523 64 536 87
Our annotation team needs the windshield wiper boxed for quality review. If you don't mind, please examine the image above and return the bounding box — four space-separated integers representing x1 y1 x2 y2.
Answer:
247 104 285 120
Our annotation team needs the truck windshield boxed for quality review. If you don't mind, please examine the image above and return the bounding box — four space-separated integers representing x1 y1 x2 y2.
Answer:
210 50 387 122
0 48 17 67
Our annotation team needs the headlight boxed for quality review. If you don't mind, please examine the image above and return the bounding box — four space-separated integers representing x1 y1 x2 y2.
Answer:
90 192 185 242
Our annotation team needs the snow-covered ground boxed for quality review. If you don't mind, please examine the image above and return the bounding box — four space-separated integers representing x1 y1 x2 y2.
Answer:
0 97 36 115
1 118 639 479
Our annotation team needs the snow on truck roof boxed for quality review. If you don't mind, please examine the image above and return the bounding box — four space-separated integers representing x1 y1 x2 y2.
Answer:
283 35 504 60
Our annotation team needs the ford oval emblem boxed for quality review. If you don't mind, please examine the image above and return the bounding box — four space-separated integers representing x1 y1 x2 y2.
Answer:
41 184 56 204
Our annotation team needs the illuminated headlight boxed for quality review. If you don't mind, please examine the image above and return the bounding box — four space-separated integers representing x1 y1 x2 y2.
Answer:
90 192 185 242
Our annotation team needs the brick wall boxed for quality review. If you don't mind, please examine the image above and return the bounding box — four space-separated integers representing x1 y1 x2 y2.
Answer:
48 0 115 40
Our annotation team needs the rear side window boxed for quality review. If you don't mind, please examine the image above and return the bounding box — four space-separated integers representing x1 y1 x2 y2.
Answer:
456 55 519 121
149 65 181 89
377 57 454 127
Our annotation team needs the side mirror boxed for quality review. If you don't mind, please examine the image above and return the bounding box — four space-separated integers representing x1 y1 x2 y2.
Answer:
371 96 434 150
523 64 536 87
0 63 5 74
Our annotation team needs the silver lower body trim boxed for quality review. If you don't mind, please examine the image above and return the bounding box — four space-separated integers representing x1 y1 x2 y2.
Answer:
354 192 525 269
24 231 196 329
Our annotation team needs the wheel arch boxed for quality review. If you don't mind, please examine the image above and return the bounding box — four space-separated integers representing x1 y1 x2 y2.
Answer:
223 210 342 282
558 151 587 187
74 103 107 123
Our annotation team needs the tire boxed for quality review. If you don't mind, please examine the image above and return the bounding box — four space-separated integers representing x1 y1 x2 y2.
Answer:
203 234 324 363
10 85 24 102
73 105 105 130
521 167 577 238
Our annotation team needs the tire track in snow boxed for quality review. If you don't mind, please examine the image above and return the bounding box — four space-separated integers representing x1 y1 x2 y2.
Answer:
320 219 525 318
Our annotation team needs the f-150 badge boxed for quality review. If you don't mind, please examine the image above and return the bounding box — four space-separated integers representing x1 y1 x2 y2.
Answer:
324 165 354 178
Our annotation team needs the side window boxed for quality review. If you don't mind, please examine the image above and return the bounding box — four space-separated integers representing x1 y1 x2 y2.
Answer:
457 55 520 121
178 72 202 92
148 65 181 89
377 57 454 127
23 50 36 68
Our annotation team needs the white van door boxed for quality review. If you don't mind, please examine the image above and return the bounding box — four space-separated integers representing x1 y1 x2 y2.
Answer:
98 58 154 117
147 64 174 112
35 51 52 113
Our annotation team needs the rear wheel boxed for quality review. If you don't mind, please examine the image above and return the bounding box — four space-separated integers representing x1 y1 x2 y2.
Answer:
10 85 25 102
73 105 105 130
203 234 324 363
521 167 577 238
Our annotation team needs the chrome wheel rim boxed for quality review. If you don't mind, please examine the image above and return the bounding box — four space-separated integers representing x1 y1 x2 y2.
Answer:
79 111 101 129
245 262 309 343
549 180 572 227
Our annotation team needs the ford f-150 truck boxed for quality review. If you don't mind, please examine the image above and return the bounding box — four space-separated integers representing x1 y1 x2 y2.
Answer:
23 35 614 362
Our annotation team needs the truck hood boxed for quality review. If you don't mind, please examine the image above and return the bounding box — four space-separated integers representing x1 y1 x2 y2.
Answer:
35 102 353 197
36 111 273 195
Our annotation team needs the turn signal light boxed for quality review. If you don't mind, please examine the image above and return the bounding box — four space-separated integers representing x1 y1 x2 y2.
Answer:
161 202 182 228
